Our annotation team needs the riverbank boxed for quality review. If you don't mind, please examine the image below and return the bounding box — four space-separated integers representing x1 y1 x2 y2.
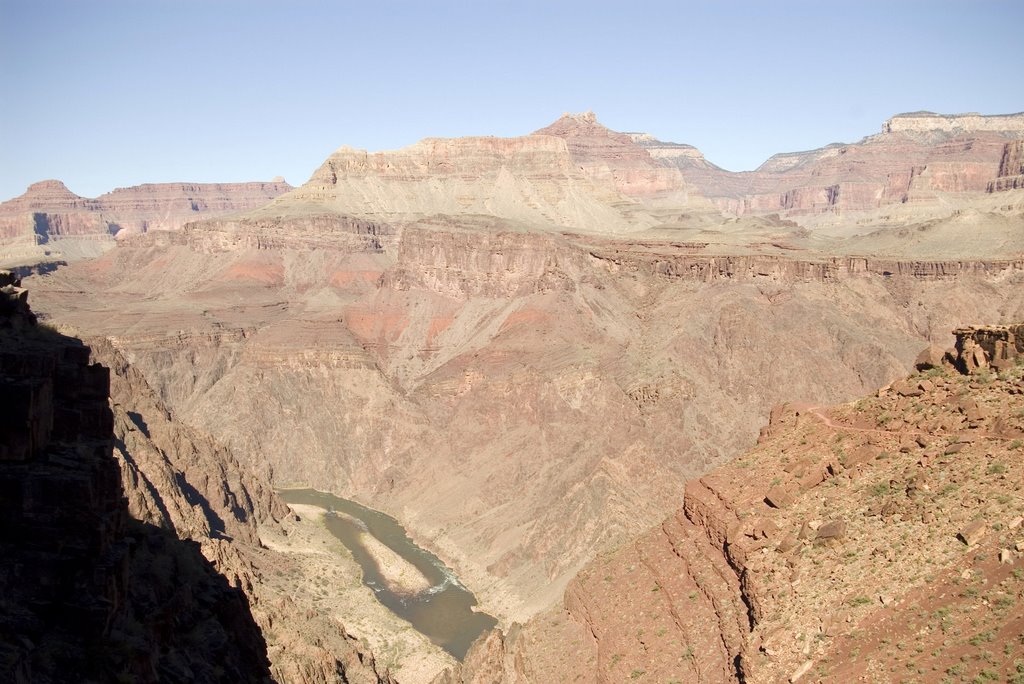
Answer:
261 502 454 683
277 489 498 660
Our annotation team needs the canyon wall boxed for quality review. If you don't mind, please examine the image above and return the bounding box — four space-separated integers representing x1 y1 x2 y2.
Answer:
638 111 1024 216
445 346 1024 682
28 220 1024 628
0 179 292 265
0 272 273 683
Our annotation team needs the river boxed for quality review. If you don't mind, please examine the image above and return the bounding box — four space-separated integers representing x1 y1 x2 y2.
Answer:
278 488 497 660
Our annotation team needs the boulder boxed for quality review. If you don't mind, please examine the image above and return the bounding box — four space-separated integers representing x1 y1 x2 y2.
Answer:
841 445 878 469
914 345 945 371
957 519 987 545
816 519 847 540
765 485 796 509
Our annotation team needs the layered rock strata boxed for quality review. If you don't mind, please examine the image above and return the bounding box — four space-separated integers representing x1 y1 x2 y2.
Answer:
636 111 1024 216
988 140 1024 192
951 323 1024 374
0 179 292 262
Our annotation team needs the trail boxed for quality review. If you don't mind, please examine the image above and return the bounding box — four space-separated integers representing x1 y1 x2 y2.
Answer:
800 403 1012 442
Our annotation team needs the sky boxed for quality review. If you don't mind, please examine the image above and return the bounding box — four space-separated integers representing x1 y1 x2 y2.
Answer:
1 0 1022 201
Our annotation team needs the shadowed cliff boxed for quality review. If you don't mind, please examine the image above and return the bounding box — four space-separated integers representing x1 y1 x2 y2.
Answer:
0 270 274 683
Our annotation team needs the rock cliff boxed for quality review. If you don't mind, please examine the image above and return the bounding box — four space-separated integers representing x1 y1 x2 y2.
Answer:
883 111 1024 135
641 111 1024 216
0 271 396 684
0 179 292 265
988 140 1024 192
0 271 272 683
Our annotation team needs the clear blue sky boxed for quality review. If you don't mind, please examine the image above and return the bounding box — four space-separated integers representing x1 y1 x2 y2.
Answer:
1 0 1021 201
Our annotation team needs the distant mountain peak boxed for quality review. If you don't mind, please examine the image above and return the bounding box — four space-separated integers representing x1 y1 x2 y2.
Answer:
25 179 80 197
535 110 614 138
562 110 597 124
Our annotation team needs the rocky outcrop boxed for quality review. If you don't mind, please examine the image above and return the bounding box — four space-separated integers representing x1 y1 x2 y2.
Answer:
987 140 1024 192
533 112 695 199
950 323 1024 374
883 111 1024 135
654 111 1024 215
587 241 1024 283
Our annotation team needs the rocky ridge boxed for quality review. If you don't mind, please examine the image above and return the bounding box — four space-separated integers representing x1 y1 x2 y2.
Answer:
443 326 1024 683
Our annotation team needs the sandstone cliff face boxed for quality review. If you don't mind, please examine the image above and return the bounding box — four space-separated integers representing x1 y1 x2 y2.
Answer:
447 343 1024 682
987 140 1024 192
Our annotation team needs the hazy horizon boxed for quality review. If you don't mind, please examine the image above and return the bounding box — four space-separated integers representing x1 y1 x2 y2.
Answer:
2 0 1022 201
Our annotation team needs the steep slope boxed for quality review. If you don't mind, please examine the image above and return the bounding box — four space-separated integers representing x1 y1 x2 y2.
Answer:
95 337 404 684
0 272 273 683
445 326 1024 682
0 271 403 683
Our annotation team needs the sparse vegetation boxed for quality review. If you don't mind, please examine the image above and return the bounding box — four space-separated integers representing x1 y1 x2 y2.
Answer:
968 630 994 646
870 481 891 497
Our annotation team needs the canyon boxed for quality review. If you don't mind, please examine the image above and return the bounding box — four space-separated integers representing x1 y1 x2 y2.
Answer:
4 110 1024 682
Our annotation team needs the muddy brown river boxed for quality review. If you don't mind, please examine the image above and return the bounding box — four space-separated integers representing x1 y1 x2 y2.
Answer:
278 488 497 660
